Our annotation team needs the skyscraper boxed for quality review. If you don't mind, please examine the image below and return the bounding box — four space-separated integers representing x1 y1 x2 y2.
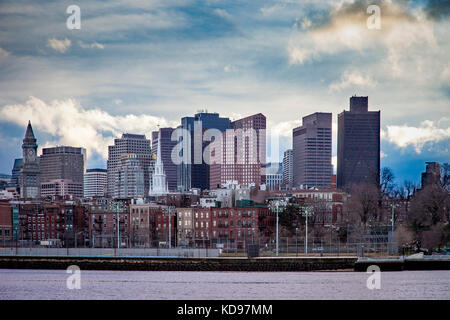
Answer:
293 112 332 190
152 128 177 191
84 169 107 198
10 158 23 189
39 146 86 183
19 121 41 199
421 162 441 189
337 96 380 190
114 153 153 198
282 149 293 187
177 112 231 191
209 113 266 189
107 133 152 197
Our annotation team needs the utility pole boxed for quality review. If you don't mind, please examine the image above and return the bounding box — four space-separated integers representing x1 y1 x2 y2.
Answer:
168 206 173 249
276 202 279 256
303 207 311 255
115 203 120 249
391 203 397 235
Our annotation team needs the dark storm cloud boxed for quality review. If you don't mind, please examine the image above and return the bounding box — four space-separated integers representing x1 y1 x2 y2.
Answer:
423 0 450 20
305 0 449 31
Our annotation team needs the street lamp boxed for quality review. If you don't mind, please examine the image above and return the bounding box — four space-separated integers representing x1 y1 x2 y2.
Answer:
296 227 299 257
302 206 312 255
276 202 279 256
390 203 398 235
270 200 285 257
167 206 175 249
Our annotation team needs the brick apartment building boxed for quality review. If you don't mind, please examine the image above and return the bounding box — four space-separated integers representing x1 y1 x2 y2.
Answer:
270 189 347 225
0 199 13 243
88 201 130 248
177 205 276 249
16 199 87 246
129 203 176 247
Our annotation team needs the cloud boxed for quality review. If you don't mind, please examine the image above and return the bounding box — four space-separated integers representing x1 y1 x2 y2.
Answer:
423 0 450 21
0 97 175 160
287 0 437 77
383 119 450 153
329 70 376 91
47 38 71 53
0 47 10 58
78 41 105 49
223 64 237 73
82 12 184 35
260 3 286 16
213 8 232 21
268 119 301 138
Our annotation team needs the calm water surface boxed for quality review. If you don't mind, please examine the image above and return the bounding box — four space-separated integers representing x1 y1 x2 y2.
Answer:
0 269 449 300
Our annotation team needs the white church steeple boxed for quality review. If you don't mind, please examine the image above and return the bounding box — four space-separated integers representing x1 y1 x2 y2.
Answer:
150 127 168 196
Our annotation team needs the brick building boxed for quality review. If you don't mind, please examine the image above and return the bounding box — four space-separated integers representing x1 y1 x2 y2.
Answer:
129 203 175 247
210 113 266 189
0 200 13 243
88 201 130 248
177 206 275 249
16 199 87 246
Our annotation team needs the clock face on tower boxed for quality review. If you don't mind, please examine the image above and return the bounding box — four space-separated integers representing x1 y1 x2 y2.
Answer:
26 149 35 161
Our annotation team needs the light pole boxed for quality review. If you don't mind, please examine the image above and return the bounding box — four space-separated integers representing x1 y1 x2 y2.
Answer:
390 203 398 255
168 206 175 249
115 203 120 249
391 203 398 235
303 207 311 255
276 202 279 256
296 227 299 257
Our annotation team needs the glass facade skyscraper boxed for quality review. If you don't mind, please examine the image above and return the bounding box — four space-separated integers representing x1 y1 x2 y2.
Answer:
337 96 380 190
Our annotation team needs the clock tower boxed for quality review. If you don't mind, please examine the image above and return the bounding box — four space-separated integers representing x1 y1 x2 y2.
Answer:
19 121 41 199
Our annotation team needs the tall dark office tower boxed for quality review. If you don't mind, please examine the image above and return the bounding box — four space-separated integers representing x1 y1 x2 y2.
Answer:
19 121 41 199
177 112 231 191
421 162 441 189
106 133 152 197
293 113 332 189
152 128 177 191
39 146 86 184
337 96 380 190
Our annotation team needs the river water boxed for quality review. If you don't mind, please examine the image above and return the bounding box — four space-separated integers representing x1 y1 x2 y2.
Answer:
0 269 449 300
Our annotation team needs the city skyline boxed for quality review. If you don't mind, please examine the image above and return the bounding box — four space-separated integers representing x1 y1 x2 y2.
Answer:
0 0 449 185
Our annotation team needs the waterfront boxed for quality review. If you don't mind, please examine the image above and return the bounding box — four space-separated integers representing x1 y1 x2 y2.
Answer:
0 269 449 300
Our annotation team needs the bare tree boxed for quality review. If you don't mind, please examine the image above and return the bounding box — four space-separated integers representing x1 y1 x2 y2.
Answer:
440 163 450 192
408 183 450 250
345 183 380 233
380 167 396 197
394 224 414 248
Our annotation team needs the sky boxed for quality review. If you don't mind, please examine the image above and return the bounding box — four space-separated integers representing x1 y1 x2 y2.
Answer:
0 0 449 187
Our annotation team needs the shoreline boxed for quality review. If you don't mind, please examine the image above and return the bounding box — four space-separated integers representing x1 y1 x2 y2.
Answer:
1 255 448 272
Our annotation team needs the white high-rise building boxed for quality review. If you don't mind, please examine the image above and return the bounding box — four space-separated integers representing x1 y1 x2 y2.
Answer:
150 129 168 196
106 133 151 197
84 169 107 198
282 149 293 187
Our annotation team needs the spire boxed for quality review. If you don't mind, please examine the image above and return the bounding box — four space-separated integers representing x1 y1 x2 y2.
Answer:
150 127 168 196
156 128 162 166
24 120 36 140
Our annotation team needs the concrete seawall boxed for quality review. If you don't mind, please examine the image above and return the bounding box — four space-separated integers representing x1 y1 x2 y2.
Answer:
1 255 448 272
354 256 450 271
0 256 357 272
